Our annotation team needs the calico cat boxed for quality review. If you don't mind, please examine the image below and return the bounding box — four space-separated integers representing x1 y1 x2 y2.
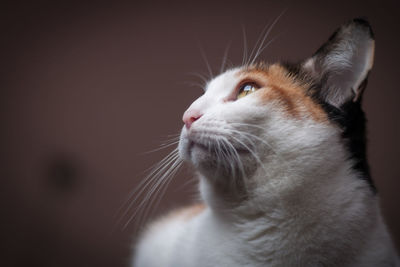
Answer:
133 18 399 266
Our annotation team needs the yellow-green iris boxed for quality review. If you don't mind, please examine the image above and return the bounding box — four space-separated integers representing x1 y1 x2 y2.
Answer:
237 83 258 99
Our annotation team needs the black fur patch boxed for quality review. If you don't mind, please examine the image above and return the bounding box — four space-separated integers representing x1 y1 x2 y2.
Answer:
312 18 374 63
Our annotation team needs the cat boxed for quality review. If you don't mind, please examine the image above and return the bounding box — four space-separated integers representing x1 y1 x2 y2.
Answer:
133 18 399 267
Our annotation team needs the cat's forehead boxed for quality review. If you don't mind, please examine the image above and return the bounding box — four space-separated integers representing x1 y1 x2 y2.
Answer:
205 68 242 94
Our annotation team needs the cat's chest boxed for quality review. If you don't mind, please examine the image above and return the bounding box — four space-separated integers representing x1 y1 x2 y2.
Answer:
168 211 296 267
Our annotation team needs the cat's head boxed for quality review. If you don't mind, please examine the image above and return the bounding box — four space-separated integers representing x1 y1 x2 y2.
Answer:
178 18 375 198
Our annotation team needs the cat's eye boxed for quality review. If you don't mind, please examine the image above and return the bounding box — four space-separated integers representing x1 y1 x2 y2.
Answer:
237 82 259 99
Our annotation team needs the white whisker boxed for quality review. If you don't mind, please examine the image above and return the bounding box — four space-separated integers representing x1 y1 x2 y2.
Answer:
180 81 207 90
220 42 231 74
114 140 183 231
221 137 246 179
247 20 273 66
241 24 248 66
115 148 179 220
228 134 268 175
186 72 209 88
135 159 183 229
123 153 181 230
247 10 286 65
198 45 213 80
118 153 178 223
144 140 179 154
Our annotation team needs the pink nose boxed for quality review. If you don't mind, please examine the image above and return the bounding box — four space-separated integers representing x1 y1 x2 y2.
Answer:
182 109 203 129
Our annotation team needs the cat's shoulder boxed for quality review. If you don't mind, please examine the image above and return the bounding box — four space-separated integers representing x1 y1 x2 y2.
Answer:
133 203 206 266
147 203 206 232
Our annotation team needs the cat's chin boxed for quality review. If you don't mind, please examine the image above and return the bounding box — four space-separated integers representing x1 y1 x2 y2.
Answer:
180 138 217 168
189 141 218 167
179 137 257 183
181 138 235 164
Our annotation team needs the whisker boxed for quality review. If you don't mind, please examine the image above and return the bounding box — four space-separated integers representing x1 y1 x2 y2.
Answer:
228 133 268 175
174 175 197 192
164 133 181 138
219 121 288 162
228 121 268 131
228 128 293 173
250 34 281 65
114 148 179 229
176 81 204 90
247 19 273 66
241 24 248 66
220 137 247 192
179 81 207 91
116 158 178 230
198 45 213 80
221 137 246 179
143 161 183 219
135 159 183 229
122 152 181 229
144 140 179 154
250 10 286 65
232 130 279 157
185 72 209 87
214 138 224 177
220 42 231 74
220 139 236 180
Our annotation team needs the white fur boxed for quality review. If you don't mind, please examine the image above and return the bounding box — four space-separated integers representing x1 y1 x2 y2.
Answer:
133 67 399 267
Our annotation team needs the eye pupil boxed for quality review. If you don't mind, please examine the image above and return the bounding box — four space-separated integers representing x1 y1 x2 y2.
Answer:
237 82 258 99
244 84 254 92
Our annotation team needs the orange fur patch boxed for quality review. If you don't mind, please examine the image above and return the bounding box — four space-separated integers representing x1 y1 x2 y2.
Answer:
151 203 206 229
145 204 206 236
169 203 206 221
238 64 328 122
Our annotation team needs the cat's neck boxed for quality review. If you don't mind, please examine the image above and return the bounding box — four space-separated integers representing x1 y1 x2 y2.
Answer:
201 157 373 215
198 160 379 264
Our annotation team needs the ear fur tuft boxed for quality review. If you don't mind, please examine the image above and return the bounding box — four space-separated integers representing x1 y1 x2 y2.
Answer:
302 18 375 108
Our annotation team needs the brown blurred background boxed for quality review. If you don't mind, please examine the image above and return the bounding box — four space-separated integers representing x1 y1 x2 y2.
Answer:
1 0 399 266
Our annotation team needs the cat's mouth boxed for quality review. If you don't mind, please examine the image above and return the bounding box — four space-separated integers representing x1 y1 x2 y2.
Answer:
189 139 250 154
188 140 208 152
187 137 251 156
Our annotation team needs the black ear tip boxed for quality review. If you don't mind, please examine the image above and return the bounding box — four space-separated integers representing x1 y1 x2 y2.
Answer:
351 17 374 39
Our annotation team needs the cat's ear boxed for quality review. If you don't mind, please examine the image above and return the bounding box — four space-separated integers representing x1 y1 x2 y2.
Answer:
302 18 375 108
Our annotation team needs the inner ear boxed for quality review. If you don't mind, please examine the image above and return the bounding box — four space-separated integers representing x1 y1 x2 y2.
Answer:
302 18 375 108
